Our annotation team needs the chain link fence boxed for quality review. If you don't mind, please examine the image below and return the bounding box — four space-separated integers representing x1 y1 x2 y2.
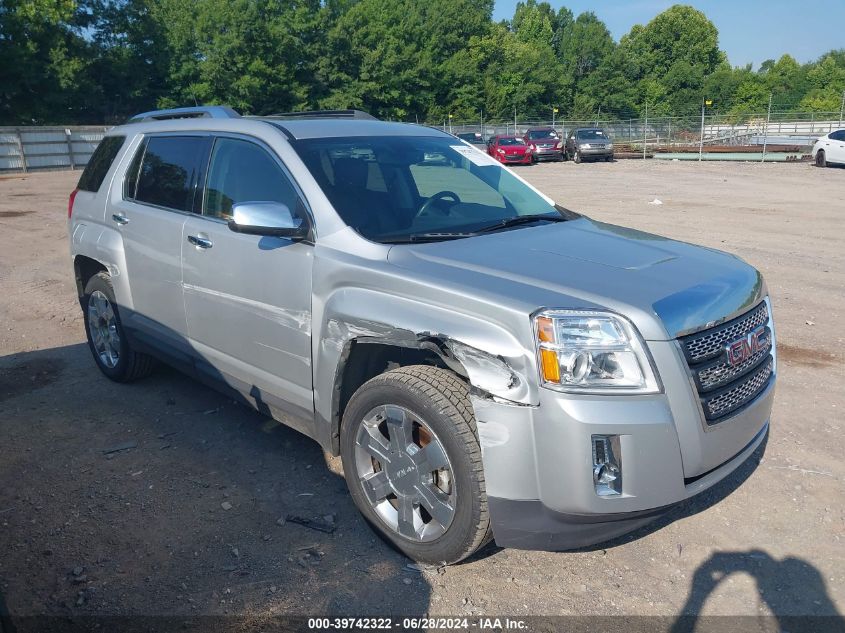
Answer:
436 110 844 159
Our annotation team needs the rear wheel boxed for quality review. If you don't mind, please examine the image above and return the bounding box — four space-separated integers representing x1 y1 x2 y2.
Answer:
816 150 827 168
340 366 491 564
83 272 155 382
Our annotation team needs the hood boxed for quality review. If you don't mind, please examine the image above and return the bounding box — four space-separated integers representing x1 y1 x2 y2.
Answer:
386 217 765 341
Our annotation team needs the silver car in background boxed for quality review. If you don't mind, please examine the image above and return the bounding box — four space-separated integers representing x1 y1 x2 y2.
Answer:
68 107 775 564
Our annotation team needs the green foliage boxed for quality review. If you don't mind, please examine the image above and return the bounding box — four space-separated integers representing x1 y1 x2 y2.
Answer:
1 1 843 125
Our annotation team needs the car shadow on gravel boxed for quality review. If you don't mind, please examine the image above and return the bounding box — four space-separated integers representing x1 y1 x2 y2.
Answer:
668 549 842 631
0 344 432 622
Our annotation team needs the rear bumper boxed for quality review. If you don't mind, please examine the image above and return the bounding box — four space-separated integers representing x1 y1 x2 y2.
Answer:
487 422 768 551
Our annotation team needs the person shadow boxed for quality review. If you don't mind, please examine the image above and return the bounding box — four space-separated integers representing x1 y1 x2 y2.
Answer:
670 550 844 633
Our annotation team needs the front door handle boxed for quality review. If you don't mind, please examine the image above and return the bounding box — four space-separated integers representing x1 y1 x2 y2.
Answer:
112 213 129 225
187 234 213 249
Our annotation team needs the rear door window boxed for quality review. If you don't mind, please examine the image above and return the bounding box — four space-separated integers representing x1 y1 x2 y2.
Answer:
134 136 209 212
77 136 126 192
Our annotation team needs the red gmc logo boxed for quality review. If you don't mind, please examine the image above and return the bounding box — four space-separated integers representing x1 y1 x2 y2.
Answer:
725 326 770 367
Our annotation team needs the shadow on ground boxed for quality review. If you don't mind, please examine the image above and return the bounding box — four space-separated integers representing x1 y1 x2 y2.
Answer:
0 344 432 623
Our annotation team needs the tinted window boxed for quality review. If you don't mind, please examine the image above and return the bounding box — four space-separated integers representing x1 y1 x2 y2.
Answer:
527 130 557 140
135 136 208 212
576 129 607 140
831 130 845 141
77 136 126 192
203 138 298 220
498 137 523 146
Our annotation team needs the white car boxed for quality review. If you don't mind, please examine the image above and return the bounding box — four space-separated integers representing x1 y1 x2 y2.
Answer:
812 129 845 167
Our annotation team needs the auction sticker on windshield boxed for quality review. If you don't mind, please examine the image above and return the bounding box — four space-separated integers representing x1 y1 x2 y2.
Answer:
450 145 499 167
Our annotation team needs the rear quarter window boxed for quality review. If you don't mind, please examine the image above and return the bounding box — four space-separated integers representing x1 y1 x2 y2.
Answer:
77 136 126 192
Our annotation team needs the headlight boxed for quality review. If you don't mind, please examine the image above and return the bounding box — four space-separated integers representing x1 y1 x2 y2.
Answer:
607 143 614 149
580 143 591 149
534 310 660 393
496 148 505 154
555 141 563 149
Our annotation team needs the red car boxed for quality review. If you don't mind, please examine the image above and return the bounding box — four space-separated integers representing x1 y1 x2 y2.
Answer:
487 135 534 165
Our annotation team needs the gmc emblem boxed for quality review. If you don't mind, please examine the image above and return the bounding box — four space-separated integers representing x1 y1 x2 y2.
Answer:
725 326 770 367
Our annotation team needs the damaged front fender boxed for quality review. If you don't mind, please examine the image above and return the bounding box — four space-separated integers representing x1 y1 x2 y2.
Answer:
312 287 538 451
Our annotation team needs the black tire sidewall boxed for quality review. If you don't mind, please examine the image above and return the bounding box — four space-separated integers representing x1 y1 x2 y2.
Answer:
340 375 483 564
816 151 826 167
82 274 132 381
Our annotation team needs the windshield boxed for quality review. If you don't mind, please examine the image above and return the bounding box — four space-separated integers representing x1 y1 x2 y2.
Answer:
576 129 608 140
292 135 566 243
526 130 557 140
497 137 524 146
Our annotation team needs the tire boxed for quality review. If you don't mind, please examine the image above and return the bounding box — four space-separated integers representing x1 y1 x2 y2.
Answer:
82 272 155 382
816 150 826 168
574 150 582 164
340 365 491 564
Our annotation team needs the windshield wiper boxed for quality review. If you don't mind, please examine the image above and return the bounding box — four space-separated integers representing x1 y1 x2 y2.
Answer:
476 214 568 233
383 232 479 244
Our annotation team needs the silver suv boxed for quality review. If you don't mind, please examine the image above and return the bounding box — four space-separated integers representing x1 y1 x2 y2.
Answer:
68 106 776 564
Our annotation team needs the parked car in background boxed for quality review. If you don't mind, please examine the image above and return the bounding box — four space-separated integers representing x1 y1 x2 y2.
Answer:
456 132 486 148
565 128 614 163
812 130 845 167
522 127 564 161
487 135 534 165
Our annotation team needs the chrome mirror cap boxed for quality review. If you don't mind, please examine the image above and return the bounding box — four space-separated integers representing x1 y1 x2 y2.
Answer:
228 201 306 239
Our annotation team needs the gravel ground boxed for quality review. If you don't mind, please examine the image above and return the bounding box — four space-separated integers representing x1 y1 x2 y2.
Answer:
0 160 843 626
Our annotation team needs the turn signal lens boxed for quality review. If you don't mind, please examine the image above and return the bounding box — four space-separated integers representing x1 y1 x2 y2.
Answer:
68 188 79 219
540 348 560 383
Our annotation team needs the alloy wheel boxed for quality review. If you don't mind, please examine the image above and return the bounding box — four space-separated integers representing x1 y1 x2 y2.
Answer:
87 290 121 368
354 404 456 542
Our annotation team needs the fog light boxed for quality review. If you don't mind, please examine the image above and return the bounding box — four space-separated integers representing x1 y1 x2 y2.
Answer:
592 435 622 497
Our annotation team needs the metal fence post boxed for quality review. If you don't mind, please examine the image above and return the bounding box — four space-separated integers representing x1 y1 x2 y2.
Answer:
839 90 844 127
699 102 705 161
14 128 27 173
761 94 772 163
65 128 76 170
642 103 648 160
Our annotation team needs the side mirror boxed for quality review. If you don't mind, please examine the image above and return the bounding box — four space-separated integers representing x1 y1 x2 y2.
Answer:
228 201 308 240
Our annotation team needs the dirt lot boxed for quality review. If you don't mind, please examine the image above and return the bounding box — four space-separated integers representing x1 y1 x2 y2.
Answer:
1 160 843 626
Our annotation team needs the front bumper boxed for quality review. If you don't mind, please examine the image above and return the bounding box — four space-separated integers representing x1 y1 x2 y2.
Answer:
578 147 613 159
487 423 768 550
532 148 563 161
473 335 775 551
497 153 533 165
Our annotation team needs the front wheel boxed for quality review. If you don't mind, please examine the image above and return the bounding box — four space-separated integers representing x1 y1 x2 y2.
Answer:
340 366 491 564
816 150 827 168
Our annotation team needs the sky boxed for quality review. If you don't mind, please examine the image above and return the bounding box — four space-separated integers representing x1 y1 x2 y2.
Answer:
493 0 844 68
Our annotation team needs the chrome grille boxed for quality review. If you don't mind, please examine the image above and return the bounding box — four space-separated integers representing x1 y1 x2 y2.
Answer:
679 301 774 424
703 358 773 420
696 332 771 392
682 302 769 363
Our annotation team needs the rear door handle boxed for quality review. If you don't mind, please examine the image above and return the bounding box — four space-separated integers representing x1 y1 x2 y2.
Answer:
112 213 129 225
187 234 213 249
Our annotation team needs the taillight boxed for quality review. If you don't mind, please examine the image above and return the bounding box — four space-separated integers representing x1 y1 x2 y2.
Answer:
68 188 79 219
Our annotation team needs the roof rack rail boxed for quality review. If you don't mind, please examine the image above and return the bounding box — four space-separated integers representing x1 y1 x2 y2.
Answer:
265 109 378 121
127 105 240 124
